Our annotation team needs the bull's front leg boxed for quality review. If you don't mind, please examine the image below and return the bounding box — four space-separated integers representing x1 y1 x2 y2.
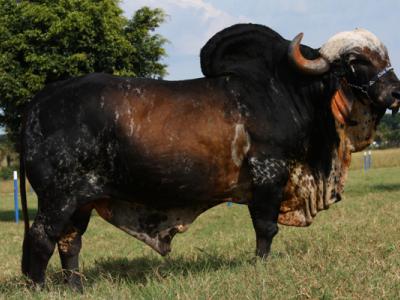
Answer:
248 157 288 258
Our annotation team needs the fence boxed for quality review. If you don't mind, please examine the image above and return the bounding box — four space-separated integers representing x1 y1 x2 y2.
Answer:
363 150 372 171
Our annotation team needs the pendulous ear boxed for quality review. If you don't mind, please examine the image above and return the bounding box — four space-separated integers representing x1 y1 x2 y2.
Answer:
331 87 354 125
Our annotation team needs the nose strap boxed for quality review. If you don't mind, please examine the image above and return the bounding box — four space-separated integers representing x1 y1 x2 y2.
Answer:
367 66 394 87
346 65 394 98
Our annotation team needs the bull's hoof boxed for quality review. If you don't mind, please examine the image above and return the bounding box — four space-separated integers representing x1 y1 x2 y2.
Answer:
63 270 84 293
67 279 84 293
24 277 46 291
255 246 271 260
255 252 270 260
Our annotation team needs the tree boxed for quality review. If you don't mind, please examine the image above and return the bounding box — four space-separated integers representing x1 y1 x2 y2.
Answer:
375 113 400 148
0 0 167 145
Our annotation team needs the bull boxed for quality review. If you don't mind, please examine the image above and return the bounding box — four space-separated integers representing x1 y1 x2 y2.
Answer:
20 24 400 290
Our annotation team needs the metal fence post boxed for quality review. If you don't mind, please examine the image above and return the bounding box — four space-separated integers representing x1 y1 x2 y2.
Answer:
363 151 367 172
368 150 372 169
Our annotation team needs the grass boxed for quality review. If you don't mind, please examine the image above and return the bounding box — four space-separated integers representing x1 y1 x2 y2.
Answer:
0 150 399 299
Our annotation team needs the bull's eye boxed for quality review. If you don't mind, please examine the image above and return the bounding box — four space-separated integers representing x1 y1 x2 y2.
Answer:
347 57 374 80
349 58 372 67
343 56 376 85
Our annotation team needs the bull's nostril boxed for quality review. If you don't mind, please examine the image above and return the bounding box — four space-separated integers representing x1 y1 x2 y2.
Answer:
392 91 400 99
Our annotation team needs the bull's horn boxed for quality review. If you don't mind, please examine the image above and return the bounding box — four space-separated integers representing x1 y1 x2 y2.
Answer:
288 33 330 75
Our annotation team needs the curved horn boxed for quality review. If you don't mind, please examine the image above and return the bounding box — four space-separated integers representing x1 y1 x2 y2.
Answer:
288 33 330 75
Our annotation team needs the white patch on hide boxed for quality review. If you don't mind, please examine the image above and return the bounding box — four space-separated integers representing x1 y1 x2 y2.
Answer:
231 124 251 167
320 28 388 62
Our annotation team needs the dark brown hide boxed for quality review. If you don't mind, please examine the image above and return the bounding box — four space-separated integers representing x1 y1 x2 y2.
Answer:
106 81 251 200
84 80 252 252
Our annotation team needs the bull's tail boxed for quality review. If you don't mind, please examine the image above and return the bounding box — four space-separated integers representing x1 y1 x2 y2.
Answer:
20 145 30 275
20 151 29 234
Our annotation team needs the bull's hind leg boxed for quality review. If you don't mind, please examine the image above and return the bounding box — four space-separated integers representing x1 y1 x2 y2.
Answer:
22 196 76 288
22 215 57 287
57 209 91 292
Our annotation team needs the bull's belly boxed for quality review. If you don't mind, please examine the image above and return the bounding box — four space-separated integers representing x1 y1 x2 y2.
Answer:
90 198 213 256
90 179 251 256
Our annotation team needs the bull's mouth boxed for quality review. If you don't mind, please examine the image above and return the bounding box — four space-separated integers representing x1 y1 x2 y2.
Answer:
390 91 400 114
390 99 400 109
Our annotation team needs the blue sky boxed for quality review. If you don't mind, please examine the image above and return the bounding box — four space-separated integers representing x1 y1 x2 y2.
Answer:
122 0 400 80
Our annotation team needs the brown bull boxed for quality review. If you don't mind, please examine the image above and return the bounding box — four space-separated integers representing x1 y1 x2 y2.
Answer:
20 24 400 290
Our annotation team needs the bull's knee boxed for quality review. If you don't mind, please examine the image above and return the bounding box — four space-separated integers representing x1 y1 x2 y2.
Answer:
30 223 55 258
58 227 82 257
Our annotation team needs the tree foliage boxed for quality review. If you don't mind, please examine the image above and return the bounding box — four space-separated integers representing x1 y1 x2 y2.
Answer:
0 0 167 144
375 113 400 148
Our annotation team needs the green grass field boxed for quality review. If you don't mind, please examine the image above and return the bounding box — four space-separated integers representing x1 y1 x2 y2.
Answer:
0 149 399 299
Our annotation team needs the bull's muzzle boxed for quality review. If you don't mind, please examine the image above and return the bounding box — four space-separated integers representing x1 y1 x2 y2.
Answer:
390 90 400 114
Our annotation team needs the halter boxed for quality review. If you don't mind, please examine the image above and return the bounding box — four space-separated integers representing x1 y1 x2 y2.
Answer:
345 64 394 98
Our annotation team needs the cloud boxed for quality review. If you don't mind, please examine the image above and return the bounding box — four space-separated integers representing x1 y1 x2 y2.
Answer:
122 0 250 56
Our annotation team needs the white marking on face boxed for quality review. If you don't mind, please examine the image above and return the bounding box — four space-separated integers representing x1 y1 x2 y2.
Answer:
248 157 287 185
320 28 388 63
231 124 251 167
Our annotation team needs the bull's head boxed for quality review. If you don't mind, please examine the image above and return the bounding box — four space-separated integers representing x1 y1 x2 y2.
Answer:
288 29 400 123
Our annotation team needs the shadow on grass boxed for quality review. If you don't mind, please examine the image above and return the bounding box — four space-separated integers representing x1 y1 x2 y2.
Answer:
346 183 400 197
80 254 250 286
0 209 37 222
0 253 252 292
370 183 400 193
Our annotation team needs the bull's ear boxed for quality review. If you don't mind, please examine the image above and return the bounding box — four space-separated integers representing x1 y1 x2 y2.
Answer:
331 87 354 125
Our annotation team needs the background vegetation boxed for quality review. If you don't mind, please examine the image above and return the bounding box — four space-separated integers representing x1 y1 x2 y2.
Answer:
0 0 167 143
375 113 400 148
0 148 399 299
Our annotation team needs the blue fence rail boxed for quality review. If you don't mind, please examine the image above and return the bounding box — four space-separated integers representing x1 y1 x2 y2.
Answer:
0 170 33 224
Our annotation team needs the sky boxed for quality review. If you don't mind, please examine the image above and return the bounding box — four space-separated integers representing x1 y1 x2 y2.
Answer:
121 0 400 80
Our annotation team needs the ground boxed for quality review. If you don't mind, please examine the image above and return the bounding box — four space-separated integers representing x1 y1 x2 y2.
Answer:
0 149 399 299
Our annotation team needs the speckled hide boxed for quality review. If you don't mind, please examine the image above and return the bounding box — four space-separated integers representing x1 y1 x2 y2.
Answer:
278 90 379 226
